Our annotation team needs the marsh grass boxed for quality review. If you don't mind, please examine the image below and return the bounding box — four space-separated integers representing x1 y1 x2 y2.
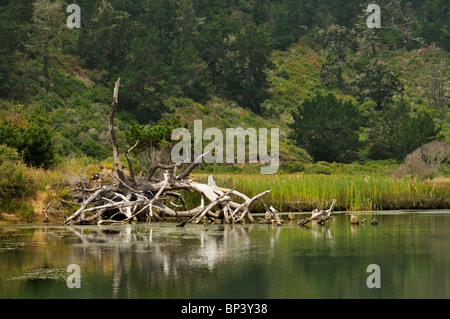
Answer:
193 173 450 212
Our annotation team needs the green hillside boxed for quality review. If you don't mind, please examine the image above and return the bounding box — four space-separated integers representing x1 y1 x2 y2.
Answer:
0 0 448 166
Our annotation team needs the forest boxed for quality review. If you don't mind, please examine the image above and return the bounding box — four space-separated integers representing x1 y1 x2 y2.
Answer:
0 0 448 221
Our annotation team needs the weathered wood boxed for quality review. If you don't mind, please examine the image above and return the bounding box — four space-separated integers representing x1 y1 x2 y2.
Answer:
65 187 107 224
298 199 336 226
317 198 336 224
269 206 282 226
63 78 272 226
126 140 139 184
109 77 126 183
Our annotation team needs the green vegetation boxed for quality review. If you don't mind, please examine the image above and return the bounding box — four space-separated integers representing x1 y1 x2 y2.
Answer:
0 0 448 219
0 110 55 168
289 94 362 163
0 145 36 221
194 173 450 212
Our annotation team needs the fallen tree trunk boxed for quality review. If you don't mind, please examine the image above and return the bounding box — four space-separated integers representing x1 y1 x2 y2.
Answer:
298 199 336 226
64 78 271 226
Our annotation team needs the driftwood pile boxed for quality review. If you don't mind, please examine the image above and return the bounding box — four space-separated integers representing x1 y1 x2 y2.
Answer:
64 78 271 225
297 199 336 226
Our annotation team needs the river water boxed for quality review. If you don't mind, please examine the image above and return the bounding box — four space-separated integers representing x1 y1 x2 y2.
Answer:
0 211 449 299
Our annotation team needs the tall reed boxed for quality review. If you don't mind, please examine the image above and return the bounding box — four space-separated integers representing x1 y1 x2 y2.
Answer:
193 173 450 212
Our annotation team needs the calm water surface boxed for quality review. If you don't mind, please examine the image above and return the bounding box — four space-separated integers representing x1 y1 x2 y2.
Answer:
0 211 449 299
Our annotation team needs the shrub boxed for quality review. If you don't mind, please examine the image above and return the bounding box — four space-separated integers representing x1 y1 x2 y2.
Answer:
0 113 55 168
394 141 450 179
0 161 35 199
80 138 110 160
367 101 442 161
0 145 19 164
84 86 112 104
280 162 305 173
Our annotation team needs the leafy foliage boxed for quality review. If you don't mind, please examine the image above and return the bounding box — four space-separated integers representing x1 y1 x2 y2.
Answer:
289 94 362 163
0 111 55 168
366 100 443 160
351 58 404 110
0 160 34 200
127 117 187 153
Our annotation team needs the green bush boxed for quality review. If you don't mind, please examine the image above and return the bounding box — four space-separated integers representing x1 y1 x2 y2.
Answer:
0 113 55 168
0 161 35 199
0 145 19 164
83 86 112 104
289 93 362 163
304 162 332 175
80 138 110 160
280 162 305 173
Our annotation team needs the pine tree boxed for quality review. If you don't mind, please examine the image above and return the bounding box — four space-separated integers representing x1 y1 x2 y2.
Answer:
289 94 362 163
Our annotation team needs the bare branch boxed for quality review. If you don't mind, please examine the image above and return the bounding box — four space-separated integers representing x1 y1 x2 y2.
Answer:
126 140 139 184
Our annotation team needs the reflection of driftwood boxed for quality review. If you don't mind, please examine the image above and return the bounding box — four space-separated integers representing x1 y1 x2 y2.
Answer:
64 78 271 226
298 199 336 226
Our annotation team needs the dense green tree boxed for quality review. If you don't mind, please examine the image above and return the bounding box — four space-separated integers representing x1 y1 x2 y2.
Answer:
168 0 212 101
77 0 135 79
80 138 110 160
319 25 358 90
367 100 442 161
32 0 64 80
0 13 19 97
323 0 366 27
0 112 55 168
221 25 273 113
119 33 174 123
0 0 33 98
417 0 449 50
268 0 313 50
289 94 362 163
196 12 240 88
126 117 186 153
351 58 404 110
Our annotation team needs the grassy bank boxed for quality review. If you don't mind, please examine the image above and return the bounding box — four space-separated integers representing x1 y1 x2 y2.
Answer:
193 173 450 212
1 152 449 223
0 153 99 223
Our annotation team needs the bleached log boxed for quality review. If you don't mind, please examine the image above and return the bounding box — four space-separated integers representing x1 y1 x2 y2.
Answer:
148 171 170 218
298 199 336 226
230 190 271 223
269 206 282 226
65 187 108 224
64 78 272 226
191 196 231 224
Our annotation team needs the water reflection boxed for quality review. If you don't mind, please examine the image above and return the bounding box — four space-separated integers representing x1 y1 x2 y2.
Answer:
1 211 449 299
67 223 280 270
61 223 283 298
